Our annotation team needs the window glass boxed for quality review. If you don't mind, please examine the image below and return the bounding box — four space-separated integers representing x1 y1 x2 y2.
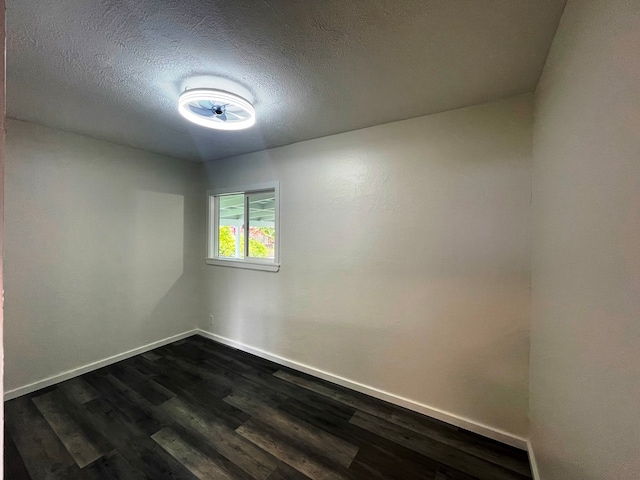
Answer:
207 184 279 271
247 191 276 259
218 193 244 259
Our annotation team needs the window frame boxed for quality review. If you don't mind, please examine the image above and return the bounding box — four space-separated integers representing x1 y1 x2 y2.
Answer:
206 182 280 272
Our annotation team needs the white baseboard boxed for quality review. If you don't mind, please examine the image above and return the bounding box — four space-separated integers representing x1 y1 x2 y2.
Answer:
195 329 528 450
527 440 541 480
4 326 529 451
4 330 198 401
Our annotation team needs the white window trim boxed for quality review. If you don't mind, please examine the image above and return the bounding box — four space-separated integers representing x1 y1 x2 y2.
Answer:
206 182 280 272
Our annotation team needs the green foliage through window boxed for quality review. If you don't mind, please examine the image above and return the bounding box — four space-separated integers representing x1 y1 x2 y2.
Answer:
218 225 237 257
219 225 274 258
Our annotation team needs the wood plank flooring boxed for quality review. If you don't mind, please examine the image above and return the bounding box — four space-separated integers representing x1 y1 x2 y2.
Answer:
4 335 533 480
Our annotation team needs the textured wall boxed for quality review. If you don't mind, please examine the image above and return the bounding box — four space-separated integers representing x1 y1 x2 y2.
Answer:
531 1 640 478
202 96 533 438
3 120 205 394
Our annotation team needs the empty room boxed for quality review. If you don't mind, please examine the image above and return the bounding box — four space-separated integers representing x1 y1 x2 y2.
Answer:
2 1 639 479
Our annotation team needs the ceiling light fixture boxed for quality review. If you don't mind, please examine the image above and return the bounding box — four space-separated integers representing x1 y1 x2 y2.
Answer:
178 88 256 130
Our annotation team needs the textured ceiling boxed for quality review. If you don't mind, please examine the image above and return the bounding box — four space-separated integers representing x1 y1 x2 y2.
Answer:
7 0 566 162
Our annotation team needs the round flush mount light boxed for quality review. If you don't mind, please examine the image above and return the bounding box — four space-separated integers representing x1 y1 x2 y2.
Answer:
178 88 256 130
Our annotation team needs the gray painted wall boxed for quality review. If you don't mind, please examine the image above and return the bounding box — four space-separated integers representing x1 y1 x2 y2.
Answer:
531 1 640 478
201 96 533 439
4 119 204 394
4 96 533 443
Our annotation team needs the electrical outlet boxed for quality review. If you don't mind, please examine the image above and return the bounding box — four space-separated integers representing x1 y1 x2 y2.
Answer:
208 314 214 326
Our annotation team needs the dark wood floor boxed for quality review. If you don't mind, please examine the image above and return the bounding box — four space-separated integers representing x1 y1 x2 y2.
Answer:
4 335 532 480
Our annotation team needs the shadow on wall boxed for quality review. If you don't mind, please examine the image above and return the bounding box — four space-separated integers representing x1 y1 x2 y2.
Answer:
132 190 184 319
3 118 211 395
131 186 204 343
4 189 190 391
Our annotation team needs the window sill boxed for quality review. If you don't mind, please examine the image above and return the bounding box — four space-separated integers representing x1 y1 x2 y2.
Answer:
205 258 280 272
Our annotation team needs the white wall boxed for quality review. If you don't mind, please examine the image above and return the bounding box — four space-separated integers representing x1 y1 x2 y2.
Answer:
4 119 204 395
1 1 6 471
531 1 640 479
202 96 533 439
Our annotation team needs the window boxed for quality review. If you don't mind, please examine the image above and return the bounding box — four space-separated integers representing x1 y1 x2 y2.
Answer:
206 183 280 272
